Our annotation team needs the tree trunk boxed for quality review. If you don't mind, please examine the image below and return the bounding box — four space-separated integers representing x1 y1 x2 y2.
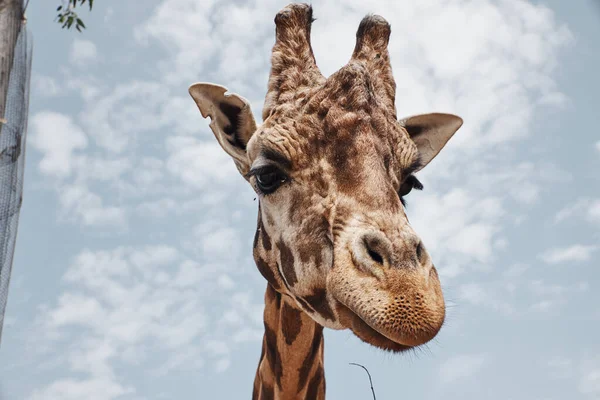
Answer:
0 0 23 135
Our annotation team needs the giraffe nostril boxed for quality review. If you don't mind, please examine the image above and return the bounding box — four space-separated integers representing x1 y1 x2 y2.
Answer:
367 247 384 265
416 240 423 262
358 231 393 270
354 232 427 274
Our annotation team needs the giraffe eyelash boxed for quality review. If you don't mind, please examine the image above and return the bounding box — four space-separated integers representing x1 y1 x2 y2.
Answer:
246 165 290 195
245 165 276 179
399 175 424 207
405 175 423 191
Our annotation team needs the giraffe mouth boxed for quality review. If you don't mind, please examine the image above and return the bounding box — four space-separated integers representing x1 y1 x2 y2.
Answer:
332 288 445 352
334 302 413 352
327 250 446 350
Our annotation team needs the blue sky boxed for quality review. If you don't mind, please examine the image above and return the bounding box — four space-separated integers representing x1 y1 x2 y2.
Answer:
1 0 599 399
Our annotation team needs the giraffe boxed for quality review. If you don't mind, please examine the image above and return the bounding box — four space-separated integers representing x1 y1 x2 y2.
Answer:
189 4 463 399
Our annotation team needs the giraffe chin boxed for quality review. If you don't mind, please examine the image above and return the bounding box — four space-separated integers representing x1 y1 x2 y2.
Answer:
334 302 413 353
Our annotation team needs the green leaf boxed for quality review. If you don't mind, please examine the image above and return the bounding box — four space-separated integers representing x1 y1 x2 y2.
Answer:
56 0 94 31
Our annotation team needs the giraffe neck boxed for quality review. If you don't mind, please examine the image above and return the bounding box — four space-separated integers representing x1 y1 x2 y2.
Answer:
253 284 326 400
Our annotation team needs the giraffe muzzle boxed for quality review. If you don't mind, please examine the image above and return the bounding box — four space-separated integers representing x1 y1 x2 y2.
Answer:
328 232 446 350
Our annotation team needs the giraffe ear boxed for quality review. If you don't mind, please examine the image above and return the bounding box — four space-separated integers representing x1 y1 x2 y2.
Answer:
189 83 257 175
399 113 463 171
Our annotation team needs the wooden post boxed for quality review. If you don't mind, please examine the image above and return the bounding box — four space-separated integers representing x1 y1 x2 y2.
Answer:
0 0 23 345
0 0 23 134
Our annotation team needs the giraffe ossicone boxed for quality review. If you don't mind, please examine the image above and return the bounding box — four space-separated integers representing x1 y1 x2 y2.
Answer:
189 3 463 399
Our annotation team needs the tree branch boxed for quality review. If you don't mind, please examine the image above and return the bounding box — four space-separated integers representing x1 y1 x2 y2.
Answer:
349 363 377 400
55 0 93 31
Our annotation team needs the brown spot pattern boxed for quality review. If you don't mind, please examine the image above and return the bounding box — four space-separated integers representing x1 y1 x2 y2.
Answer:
255 256 280 291
278 239 298 286
305 364 324 399
264 322 283 390
281 301 303 345
295 296 316 313
260 215 272 251
259 382 274 400
297 326 323 392
303 288 335 321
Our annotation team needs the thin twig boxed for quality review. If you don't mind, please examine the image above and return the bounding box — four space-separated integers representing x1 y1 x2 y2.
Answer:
349 363 376 400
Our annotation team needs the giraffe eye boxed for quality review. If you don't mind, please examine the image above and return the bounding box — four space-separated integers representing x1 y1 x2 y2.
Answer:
398 175 423 199
254 167 288 194
398 181 413 197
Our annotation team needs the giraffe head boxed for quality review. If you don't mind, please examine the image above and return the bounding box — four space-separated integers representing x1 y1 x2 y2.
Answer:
189 4 462 352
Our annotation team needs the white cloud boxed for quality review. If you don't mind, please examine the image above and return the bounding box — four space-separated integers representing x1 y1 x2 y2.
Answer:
135 198 178 218
69 39 98 67
28 376 134 400
545 356 600 397
410 189 504 278
503 263 530 278
215 358 231 373
579 366 600 397
547 356 574 379
457 282 514 315
217 274 236 290
455 265 589 316
30 245 263 397
192 221 241 260
134 0 261 86
75 157 131 182
590 202 600 221
529 280 568 297
104 7 114 23
540 244 597 264
166 136 239 190
78 81 164 153
66 76 102 101
527 280 588 313
439 353 487 384
596 140 600 153
32 74 62 97
131 157 165 188
29 112 88 178
555 197 600 224
58 183 127 228
457 283 488 305
28 112 129 228
555 198 588 223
